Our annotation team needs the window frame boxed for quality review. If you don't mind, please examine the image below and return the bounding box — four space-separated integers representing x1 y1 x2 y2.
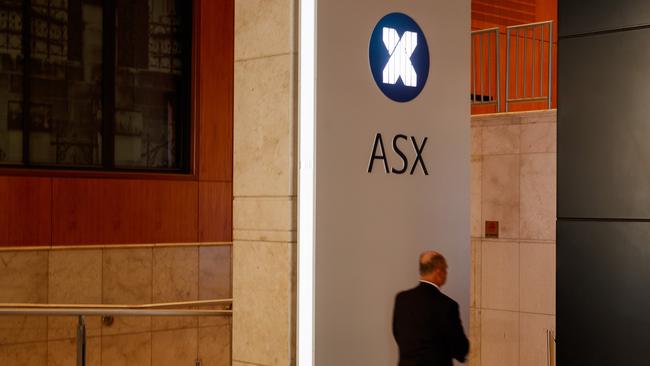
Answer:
0 0 196 177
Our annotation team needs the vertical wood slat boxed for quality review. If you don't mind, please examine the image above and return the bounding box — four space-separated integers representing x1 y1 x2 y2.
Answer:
197 0 234 181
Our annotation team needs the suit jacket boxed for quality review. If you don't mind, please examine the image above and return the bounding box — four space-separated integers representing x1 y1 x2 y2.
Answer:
392 282 469 366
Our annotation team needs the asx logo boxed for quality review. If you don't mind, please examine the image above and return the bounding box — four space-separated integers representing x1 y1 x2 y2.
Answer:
382 27 418 87
369 13 429 102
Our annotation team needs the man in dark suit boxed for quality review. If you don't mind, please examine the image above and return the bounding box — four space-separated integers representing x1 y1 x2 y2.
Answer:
392 251 469 366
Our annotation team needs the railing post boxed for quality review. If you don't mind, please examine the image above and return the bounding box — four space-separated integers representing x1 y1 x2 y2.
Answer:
505 28 510 112
479 32 483 102
515 29 519 99
554 331 557 366
532 27 536 99
77 315 87 366
548 22 553 109
546 329 550 366
487 31 491 105
472 36 476 102
523 28 527 98
496 28 500 112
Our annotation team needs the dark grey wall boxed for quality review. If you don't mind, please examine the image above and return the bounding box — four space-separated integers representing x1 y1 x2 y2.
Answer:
557 221 650 364
559 0 650 36
559 1 650 365
558 28 650 219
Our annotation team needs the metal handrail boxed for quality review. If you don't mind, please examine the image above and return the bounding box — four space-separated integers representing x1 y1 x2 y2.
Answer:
472 20 554 114
546 328 557 366
505 20 553 111
0 299 233 366
0 308 231 316
0 298 232 310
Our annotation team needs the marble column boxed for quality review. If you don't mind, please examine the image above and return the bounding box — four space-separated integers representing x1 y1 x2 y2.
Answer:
232 0 297 365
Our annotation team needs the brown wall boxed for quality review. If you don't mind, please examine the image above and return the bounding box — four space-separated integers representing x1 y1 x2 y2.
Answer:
0 0 233 247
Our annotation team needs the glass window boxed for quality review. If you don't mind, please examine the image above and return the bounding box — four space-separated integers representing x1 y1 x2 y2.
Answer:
0 0 24 163
0 0 191 172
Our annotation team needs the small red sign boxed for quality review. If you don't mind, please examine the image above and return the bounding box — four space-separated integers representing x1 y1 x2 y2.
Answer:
485 221 499 238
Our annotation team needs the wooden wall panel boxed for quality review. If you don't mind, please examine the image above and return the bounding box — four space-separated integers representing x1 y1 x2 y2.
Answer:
472 0 557 29
473 0 536 26
197 0 234 181
52 179 198 245
198 182 232 242
0 177 52 246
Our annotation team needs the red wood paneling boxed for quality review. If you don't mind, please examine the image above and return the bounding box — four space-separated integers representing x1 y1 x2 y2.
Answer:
472 0 556 29
197 0 234 182
198 181 232 242
0 177 52 246
52 178 198 245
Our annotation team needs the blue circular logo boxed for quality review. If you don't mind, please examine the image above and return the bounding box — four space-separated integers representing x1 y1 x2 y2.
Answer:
369 13 429 103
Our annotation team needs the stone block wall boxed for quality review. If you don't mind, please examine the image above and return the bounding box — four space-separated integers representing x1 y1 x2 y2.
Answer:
470 109 556 366
0 244 232 366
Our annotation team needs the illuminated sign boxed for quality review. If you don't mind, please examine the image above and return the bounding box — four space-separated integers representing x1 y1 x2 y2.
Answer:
369 13 430 102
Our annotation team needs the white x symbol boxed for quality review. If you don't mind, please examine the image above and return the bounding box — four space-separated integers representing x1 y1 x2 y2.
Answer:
382 27 418 87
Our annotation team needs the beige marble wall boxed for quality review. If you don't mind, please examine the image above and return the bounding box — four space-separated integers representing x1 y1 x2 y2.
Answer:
0 244 232 366
232 0 297 365
470 110 556 366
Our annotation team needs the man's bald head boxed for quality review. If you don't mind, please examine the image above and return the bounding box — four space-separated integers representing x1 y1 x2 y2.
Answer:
419 251 448 286
419 251 446 275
